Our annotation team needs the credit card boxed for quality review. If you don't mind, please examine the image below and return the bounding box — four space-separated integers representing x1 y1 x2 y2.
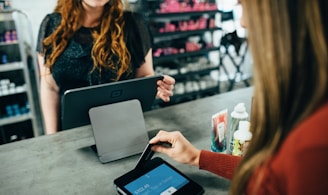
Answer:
135 142 172 169
135 143 154 169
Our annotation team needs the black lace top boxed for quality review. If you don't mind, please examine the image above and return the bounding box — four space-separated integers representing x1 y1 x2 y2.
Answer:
36 11 152 96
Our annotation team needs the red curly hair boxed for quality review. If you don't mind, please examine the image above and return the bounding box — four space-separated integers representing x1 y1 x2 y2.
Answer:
43 0 131 81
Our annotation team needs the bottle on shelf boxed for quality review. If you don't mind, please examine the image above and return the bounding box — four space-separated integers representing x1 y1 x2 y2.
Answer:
0 51 8 64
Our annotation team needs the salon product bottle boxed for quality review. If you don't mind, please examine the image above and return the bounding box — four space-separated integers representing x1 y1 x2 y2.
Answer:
232 121 252 156
228 103 248 154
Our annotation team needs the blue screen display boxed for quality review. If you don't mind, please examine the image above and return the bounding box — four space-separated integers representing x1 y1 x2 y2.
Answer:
124 164 189 195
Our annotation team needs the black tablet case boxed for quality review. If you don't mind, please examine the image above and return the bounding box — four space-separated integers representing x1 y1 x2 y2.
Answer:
62 75 163 130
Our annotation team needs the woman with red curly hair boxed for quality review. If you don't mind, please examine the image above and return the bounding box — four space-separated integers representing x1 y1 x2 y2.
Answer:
37 0 175 135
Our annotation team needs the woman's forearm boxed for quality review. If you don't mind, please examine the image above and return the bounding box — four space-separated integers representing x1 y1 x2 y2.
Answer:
40 82 60 135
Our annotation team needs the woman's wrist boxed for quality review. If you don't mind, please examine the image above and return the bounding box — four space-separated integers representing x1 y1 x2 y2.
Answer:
190 149 201 167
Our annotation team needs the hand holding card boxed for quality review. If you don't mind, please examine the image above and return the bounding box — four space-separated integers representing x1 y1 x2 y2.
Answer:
135 143 154 169
135 142 172 169
114 143 204 195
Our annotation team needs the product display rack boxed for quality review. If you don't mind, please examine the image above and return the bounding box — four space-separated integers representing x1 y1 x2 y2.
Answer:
0 9 42 144
139 0 222 108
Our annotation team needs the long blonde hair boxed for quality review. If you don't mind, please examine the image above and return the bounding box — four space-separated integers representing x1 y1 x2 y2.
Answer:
43 0 131 81
230 0 328 194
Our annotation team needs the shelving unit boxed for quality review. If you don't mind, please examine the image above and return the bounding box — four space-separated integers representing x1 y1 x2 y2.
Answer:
0 10 42 144
139 0 222 108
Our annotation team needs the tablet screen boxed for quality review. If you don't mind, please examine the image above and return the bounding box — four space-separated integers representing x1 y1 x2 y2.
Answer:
124 164 189 195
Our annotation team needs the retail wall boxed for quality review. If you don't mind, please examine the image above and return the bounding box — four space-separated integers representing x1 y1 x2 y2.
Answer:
11 0 57 49
9 0 242 48
9 0 253 80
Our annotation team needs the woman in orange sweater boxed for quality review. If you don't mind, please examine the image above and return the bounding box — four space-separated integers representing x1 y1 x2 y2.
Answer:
150 0 328 194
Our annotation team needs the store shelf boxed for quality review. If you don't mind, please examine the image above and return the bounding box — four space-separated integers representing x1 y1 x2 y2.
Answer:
0 61 24 72
174 86 218 99
141 0 222 108
0 41 18 46
0 10 43 144
153 47 220 64
172 66 219 80
0 86 26 97
151 27 222 38
0 113 32 126
154 86 219 107
146 10 221 19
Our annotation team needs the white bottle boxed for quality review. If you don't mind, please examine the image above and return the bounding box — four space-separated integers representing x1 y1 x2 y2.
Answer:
228 103 248 154
232 121 252 156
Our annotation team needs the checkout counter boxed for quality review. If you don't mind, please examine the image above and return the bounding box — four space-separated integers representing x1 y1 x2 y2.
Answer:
0 87 253 194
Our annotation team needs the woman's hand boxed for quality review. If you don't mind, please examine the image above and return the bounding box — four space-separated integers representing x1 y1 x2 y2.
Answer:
157 75 175 102
149 130 201 167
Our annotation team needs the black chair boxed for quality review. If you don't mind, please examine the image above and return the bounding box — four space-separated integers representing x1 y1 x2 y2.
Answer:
219 11 250 91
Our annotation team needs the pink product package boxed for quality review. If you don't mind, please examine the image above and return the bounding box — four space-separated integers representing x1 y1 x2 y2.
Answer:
211 109 228 152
